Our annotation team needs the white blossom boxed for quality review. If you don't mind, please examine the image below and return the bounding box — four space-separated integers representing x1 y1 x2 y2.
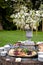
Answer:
25 24 30 30
15 14 18 18
10 14 15 18
42 14 43 17
5 0 7 1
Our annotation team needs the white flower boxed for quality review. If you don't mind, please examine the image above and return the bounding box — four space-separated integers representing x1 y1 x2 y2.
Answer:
10 14 15 18
42 14 43 17
25 24 30 29
36 11 38 13
22 15 25 19
5 0 7 1
36 13 40 17
13 19 17 23
33 26 37 30
20 10 24 14
24 13 29 16
15 14 18 18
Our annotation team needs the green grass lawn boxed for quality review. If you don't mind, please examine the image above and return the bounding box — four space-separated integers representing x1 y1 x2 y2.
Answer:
0 30 43 46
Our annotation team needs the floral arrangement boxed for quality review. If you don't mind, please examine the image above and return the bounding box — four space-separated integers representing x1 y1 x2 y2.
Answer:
10 5 43 30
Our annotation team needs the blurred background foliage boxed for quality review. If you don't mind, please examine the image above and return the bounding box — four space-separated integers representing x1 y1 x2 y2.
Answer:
0 0 43 30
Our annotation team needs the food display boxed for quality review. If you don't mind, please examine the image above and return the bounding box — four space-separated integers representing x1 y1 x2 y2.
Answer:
8 47 37 57
8 41 38 57
8 49 15 56
14 42 22 46
0 41 38 57
38 43 43 52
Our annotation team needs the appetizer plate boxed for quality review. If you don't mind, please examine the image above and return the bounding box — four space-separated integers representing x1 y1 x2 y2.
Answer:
8 49 37 58
8 53 37 58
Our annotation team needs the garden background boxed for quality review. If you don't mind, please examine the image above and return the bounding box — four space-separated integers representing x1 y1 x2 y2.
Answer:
0 0 43 46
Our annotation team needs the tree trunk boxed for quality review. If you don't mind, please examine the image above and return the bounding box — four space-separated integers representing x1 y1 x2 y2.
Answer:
42 19 43 32
0 22 3 30
0 16 3 30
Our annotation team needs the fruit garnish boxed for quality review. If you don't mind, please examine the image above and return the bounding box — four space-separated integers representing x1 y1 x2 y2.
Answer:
23 48 29 53
14 50 19 55
27 51 32 55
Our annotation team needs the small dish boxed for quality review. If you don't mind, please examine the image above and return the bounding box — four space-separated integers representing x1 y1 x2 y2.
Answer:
4 44 11 51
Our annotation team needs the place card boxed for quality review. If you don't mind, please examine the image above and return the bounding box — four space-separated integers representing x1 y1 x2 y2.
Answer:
15 58 21 62
6 58 11 61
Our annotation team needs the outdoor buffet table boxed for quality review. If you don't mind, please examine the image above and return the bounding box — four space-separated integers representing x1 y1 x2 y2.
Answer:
0 41 43 65
0 56 43 65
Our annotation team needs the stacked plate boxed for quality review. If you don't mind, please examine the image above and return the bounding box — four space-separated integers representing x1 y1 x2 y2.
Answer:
0 47 4 52
37 42 43 62
38 52 43 62
0 47 4 55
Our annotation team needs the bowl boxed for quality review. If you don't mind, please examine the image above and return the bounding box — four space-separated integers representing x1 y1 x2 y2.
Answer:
4 44 11 51
1 51 7 56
